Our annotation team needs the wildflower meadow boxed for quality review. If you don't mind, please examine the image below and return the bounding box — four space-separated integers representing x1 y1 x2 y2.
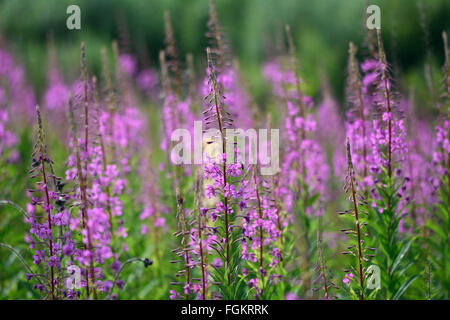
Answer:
0 0 448 302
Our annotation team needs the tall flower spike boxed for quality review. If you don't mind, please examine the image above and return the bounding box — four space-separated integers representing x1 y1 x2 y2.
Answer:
207 0 227 72
440 31 449 201
164 10 182 96
365 29 407 193
204 2 253 130
316 70 346 182
441 31 450 113
346 42 370 181
0 45 36 122
92 76 114 234
201 47 247 298
204 47 233 135
342 138 372 300
27 106 78 299
68 96 96 300
376 30 394 178
241 164 282 299
426 32 450 299
276 25 329 297
205 46 230 284
44 36 69 124
285 24 305 141
81 42 90 156
33 105 55 299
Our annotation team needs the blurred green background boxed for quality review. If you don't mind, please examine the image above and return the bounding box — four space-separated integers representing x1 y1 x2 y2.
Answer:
0 0 449 106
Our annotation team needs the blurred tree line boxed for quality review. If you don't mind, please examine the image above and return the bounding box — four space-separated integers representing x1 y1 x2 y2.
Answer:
0 0 449 110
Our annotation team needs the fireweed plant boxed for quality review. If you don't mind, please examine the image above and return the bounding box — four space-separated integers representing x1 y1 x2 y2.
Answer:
1 3 450 301
0 107 18 194
161 11 199 300
362 30 416 300
340 138 373 300
205 0 254 129
25 106 76 299
426 31 449 299
268 25 329 298
240 164 283 299
0 45 35 196
65 43 147 299
199 47 247 299
345 42 373 189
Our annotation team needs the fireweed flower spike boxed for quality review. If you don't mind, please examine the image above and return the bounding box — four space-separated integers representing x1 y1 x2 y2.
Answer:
0 45 36 123
65 43 110 299
93 77 113 233
402 93 435 231
26 106 76 299
241 165 282 299
205 0 254 129
44 37 69 128
206 0 227 73
161 14 196 299
91 76 128 256
112 41 147 175
316 71 346 184
204 47 231 284
160 15 195 164
100 46 117 156
435 31 449 194
164 11 182 96
29 105 55 299
427 31 450 299
345 42 373 187
365 31 415 300
279 24 329 296
341 138 371 300
67 96 97 299
67 44 130 299
200 47 247 299
376 31 398 178
138 132 168 262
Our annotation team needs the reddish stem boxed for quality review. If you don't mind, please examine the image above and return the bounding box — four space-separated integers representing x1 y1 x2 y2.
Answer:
208 47 231 285
197 210 207 300
39 145 55 299
347 139 365 300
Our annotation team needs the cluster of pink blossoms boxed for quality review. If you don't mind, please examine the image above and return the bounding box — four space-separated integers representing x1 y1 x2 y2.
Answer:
66 135 126 293
0 48 35 122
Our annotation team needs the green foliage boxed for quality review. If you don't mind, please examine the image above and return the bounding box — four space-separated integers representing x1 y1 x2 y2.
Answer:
369 170 417 300
425 174 449 299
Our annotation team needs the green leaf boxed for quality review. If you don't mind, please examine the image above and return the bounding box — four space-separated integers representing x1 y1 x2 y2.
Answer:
425 221 446 240
391 275 419 300
391 239 413 275
0 200 29 219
